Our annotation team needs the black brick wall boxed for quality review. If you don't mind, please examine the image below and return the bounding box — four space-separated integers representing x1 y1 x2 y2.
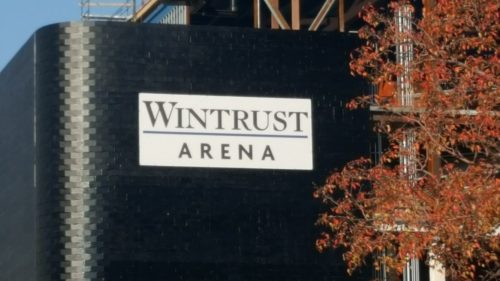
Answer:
0 37 36 281
1 22 371 281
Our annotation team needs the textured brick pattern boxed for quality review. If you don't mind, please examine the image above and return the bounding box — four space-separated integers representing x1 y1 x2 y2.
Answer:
57 24 102 281
2 22 372 281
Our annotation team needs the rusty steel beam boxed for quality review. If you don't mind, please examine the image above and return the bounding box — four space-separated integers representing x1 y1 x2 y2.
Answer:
254 0 262 28
185 4 191 25
263 0 291 30
270 0 279 29
308 0 336 31
131 0 163 22
319 0 376 31
339 0 345 32
291 0 301 30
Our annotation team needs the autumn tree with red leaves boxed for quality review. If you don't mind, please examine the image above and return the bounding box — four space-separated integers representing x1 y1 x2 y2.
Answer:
314 0 499 280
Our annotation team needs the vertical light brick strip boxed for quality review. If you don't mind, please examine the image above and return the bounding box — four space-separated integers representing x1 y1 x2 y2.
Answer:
58 23 100 281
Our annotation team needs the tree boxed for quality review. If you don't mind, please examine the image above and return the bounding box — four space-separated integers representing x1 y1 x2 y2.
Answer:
314 0 499 280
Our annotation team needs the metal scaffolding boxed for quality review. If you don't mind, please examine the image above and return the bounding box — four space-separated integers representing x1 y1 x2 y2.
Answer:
78 0 372 32
80 0 136 21
395 4 414 107
396 5 420 281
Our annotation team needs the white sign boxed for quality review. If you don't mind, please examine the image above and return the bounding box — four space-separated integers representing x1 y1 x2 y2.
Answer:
139 93 313 170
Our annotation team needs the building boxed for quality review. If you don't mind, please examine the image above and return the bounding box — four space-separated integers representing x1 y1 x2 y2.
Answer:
0 1 376 280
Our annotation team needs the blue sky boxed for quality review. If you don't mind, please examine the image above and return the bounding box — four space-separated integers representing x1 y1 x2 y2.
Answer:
0 0 80 71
